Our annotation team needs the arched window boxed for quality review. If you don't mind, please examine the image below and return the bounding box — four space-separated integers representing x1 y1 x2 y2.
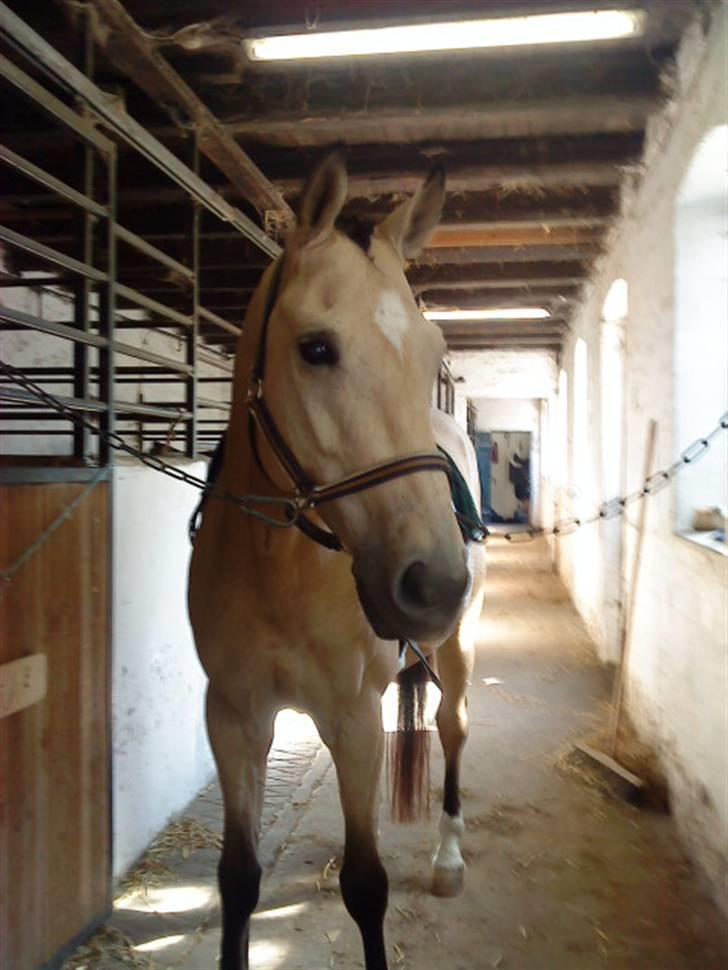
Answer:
674 125 728 547
556 367 568 488
572 339 589 515
600 281 627 660
601 280 627 500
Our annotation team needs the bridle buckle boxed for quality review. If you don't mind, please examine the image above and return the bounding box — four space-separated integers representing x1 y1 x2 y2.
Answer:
246 378 263 404
293 492 314 511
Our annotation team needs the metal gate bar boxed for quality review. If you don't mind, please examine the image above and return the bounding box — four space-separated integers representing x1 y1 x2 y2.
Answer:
0 3 271 480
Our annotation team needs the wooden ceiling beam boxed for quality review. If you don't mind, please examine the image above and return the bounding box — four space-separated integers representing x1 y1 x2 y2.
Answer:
437 320 568 334
409 261 587 287
82 0 291 219
413 276 586 295
441 334 568 345
427 225 604 248
423 290 579 309
225 96 655 148
276 162 626 198
416 244 599 265
445 336 564 349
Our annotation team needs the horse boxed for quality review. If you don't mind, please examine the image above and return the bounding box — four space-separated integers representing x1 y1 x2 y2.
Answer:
188 151 487 970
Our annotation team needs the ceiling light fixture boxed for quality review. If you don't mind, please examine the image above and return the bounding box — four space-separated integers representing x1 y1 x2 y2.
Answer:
424 308 551 321
245 10 644 62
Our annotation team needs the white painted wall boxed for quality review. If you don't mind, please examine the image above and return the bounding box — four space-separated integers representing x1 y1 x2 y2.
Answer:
112 458 214 879
472 397 538 432
448 349 557 400
557 9 728 907
453 390 468 432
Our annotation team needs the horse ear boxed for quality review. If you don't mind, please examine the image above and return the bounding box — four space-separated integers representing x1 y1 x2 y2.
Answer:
376 167 445 261
295 150 348 245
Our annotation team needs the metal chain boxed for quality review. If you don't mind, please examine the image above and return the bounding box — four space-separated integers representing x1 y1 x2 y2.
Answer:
503 411 728 542
3 359 726 543
0 358 301 529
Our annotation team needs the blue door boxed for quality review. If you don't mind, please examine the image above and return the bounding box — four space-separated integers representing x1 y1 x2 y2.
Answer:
473 432 492 519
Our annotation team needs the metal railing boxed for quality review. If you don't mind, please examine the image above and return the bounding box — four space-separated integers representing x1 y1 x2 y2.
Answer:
0 4 273 481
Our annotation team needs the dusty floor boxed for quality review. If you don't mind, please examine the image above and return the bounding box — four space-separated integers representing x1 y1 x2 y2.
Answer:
65 534 727 970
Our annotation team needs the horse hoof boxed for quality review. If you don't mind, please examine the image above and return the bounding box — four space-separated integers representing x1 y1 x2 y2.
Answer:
430 864 465 898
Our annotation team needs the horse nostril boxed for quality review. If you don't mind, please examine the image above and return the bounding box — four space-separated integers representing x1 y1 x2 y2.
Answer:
398 560 440 611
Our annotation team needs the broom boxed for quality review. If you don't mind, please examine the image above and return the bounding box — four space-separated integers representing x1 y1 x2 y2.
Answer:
572 419 658 801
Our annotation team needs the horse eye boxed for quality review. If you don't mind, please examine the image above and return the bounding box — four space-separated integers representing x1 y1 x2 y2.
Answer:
298 336 339 367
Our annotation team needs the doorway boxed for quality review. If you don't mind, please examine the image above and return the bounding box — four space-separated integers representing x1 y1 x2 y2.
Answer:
481 431 532 523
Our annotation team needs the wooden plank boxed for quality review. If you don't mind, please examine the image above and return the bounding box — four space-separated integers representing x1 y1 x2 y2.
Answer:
416 244 599 265
225 96 655 147
422 288 580 308
409 261 588 289
573 743 644 791
277 164 625 198
428 225 604 248
414 276 586 295
0 483 110 970
445 338 563 348
437 323 568 337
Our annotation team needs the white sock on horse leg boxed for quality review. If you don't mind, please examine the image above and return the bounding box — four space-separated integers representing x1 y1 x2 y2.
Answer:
433 810 465 871
431 810 466 896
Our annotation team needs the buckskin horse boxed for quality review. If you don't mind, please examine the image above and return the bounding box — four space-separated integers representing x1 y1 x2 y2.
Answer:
188 152 487 970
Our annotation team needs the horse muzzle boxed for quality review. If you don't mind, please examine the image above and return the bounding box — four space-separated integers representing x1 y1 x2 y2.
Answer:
352 548 470 643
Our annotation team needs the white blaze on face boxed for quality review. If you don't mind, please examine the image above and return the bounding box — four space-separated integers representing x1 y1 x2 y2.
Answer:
374 290 411 355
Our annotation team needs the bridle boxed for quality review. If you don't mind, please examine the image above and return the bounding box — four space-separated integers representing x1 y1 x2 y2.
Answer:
246 257 452 553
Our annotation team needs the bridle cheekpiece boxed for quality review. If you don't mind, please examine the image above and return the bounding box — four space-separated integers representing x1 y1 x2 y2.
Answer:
246 257 451 552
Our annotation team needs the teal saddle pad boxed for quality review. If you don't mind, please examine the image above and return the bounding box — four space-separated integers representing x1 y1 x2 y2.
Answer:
438 446 487 543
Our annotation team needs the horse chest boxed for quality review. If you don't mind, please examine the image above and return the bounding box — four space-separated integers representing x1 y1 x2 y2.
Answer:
194 534 377 688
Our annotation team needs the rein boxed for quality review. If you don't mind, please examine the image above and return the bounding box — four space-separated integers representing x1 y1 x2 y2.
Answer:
246 257 452 552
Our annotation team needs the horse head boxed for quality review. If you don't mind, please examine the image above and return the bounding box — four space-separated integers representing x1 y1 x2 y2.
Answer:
241 151 469 644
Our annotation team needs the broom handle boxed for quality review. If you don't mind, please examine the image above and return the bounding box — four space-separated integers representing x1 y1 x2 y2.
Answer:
608 418 658 758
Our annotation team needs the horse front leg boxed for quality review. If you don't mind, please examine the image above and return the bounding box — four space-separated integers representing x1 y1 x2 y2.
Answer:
206 685 273 970
431 605 478 897
324 689 389 970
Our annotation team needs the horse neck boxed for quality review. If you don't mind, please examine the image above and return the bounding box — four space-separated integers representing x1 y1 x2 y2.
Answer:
224 280 278 499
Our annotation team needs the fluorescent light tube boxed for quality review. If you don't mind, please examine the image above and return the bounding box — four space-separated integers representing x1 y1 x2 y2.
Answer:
246 10 644 62
424 308 551 321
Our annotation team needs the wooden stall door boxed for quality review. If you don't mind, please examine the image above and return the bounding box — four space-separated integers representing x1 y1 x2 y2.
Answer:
0 483 110 970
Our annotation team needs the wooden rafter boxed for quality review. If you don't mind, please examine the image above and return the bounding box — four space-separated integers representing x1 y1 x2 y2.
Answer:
275 162 629 199
416 245 599 266
80 0 292 219
427 225 604 249
225 96 656 148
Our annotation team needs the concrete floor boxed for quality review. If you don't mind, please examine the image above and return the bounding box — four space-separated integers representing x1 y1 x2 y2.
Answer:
65 534 727 970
